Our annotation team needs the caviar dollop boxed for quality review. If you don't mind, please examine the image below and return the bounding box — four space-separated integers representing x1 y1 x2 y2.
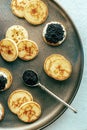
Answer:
43 21 66 46
22 70 38 86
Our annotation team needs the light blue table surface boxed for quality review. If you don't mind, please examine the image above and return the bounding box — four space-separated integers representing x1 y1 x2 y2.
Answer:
44 0 87 130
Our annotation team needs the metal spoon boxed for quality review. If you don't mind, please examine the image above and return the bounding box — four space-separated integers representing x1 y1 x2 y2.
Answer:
22 70 77 113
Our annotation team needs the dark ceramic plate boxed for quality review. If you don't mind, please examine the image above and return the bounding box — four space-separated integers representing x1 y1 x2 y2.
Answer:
0 0 84 130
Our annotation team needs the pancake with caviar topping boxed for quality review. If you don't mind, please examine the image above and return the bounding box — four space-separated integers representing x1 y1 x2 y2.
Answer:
43 21 66 46
0 67 12 91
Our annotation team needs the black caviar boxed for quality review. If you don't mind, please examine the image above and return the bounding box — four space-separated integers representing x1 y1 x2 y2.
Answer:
22 70 38 86
45 23 64 43
0 75 7 90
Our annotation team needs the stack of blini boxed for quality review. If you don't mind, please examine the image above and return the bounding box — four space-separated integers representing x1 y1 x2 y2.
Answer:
0 25 39 62
8 89 41 123
0 0 49 62
11 0 48 25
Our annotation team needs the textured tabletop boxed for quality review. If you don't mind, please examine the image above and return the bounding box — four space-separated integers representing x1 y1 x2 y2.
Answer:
44 0 87 130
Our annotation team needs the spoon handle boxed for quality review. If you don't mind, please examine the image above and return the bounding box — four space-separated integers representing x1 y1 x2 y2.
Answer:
38 83 77 113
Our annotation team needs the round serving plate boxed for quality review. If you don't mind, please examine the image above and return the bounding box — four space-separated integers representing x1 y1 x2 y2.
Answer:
0 0 84 130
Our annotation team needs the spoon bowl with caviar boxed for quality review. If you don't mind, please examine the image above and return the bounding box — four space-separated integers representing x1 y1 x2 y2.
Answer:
22 69 77 113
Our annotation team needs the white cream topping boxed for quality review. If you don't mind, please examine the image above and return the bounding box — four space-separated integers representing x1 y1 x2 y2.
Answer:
0 72 7 78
